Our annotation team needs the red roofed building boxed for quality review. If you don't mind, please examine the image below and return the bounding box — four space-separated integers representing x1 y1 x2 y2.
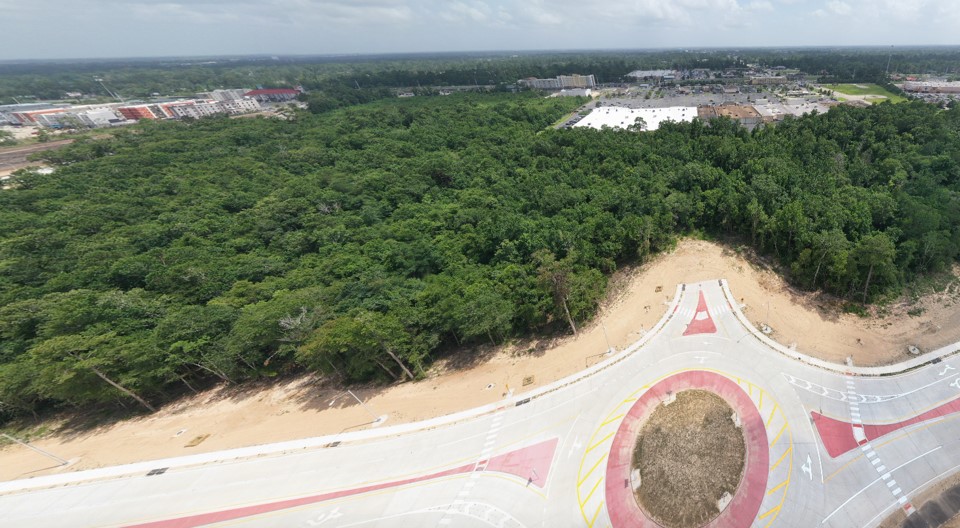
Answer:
244 88 301 103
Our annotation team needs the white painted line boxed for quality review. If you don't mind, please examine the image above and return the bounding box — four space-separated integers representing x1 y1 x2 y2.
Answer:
464 481 476 488
887 480 897 488
867 451 877 459
439 519 452 525
861 445 873 452
871 458 881 466
892 488 902 495
860 459 960 528
458 490 469 497
821 445 942 524
877 465 887 473
898 496 908 505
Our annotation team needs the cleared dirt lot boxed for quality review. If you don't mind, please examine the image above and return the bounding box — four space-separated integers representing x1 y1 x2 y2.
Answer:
2 239 959 481
0 139 71 177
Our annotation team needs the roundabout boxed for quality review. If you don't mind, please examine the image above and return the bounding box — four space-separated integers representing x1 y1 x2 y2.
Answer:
4 279 960 528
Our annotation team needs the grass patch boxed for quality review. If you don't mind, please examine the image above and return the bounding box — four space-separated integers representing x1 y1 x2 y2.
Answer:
827 84 907 104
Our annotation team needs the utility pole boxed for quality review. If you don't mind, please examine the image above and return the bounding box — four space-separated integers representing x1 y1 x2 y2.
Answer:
885 46 893 78
2 434 68 466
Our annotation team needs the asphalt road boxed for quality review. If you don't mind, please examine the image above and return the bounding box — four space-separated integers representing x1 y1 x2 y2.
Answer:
3 279 960 528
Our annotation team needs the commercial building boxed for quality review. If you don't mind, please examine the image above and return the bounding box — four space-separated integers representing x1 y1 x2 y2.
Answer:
558 74 596 89
219 98 261 114
626 70 676 81
206 89 250 101
118 104 172 120
244 88 301 103
519 74 596 90
902 81 960 94
750 76 790 85
573 106 696 131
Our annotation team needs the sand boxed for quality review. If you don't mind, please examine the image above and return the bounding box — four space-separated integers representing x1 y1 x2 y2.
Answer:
3 239 960 482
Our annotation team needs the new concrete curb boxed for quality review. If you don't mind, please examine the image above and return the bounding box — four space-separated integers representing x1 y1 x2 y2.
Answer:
719 279 960 377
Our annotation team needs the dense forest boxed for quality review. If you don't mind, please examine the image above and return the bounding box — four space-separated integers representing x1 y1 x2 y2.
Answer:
2 92 960 421
3 47 960 103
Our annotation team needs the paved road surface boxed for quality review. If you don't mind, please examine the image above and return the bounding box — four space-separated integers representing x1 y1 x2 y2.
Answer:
3 279 960 528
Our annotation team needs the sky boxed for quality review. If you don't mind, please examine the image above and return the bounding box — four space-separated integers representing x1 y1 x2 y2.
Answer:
0 0 958 60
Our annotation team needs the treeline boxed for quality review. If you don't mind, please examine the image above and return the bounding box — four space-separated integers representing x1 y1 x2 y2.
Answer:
5 48 960 104
2 93 960 420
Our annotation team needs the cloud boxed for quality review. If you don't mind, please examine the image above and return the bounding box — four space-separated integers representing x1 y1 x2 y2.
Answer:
747 0 774 11
825 0 852 15
440 1 492 23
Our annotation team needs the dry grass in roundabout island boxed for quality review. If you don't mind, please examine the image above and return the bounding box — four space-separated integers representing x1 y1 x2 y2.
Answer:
631 390 746 528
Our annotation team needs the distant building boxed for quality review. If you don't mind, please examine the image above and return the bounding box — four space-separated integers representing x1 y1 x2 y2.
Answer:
751 76 789 85
556 88 592 97
519 74 595 90
207 89 250 101
244 88 301 103
715 104 761 126
118 104 169 120
557 74 596 89
73 108 124 127
903 81 960 94
219 98 261 114
626 70 676 81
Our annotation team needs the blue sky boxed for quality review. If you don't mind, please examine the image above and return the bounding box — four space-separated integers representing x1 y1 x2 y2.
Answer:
0 0 957 60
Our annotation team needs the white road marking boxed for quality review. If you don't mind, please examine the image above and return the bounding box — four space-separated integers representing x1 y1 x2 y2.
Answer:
821 446 942 524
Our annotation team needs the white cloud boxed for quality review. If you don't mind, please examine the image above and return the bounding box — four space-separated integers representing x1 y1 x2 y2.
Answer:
747 1 774 11
825 0 852 15
441 1 491 23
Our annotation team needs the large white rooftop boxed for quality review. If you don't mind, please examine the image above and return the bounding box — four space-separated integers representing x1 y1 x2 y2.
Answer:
573 106 697 131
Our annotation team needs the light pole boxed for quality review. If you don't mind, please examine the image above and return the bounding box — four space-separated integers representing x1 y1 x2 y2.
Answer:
601 322 615 355
1 433 69 466
347 390 386 426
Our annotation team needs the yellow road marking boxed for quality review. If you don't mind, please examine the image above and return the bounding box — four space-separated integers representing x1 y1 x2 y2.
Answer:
770 422 788 447
767 405 778 428
767 478 789 496
759 504 782 520
588 501 604 528
583 477 604 504
763 429 793 528
770 446 792 473
587 432 615 453
600 413 625 427
759 390 764 411
578 454 608 486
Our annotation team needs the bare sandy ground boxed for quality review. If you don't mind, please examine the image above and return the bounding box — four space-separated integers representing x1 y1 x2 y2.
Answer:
3 239 960 481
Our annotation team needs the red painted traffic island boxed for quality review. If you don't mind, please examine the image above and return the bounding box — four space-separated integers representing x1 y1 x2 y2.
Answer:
605 371 770 528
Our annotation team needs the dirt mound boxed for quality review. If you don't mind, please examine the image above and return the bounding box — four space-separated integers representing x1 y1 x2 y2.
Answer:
633 390 745 528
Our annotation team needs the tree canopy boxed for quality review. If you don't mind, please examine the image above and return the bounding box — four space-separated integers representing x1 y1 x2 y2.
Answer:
2 92 960 420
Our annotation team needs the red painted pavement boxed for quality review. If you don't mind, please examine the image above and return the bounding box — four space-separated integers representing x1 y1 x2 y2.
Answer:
813 395 960 458
683 291 717 336
605 371 769 528
126 438 558 528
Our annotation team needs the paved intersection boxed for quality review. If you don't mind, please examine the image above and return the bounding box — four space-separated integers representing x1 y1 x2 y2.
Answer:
3 279 960 527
